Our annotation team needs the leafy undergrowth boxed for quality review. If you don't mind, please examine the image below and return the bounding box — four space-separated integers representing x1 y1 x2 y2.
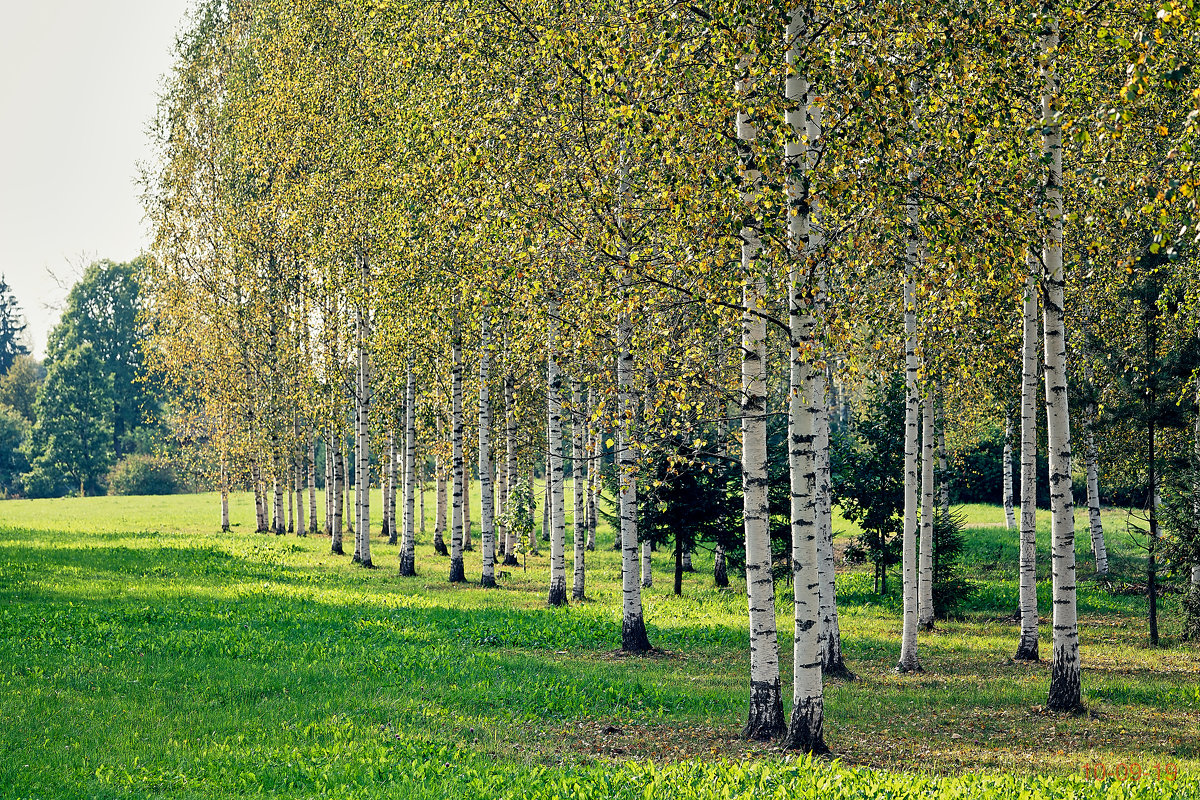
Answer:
0 491 1197 798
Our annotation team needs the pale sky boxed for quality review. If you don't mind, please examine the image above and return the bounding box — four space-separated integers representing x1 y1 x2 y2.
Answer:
0 0 193 357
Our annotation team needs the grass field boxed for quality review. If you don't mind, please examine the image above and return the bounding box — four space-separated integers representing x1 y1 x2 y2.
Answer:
1 487 1197 798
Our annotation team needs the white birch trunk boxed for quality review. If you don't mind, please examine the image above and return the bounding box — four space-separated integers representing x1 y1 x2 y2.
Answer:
503 369 519 565
333 437 345 553
1003 413 1016 529
572 374 586 599
1082 368 1107 575
547 297 568 606
898 92 923 672
296 457 305 537
463 458 473 551
817 368 848 677
738 57 784 737
616 148 650 652
641 540 652 588
479 317 497 588
782 32 825 749
400 363 417 576
356 257 372 568
919 394 936 629
1040 15 1081 711
287 467 295 534
385 429 397 544
325 435 333 537
252 459 265 532
308 435 318 534
936 392 949 520
585 387 597 552
1015 262 1040 661
434 413 448 556
449 325 466 582
220 456 230 533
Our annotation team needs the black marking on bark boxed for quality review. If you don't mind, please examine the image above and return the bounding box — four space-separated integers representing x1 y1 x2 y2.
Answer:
743 679 785 741
1014 636 1039 662
782 697 829 754
621 614 652 653
548 578 567 607
1047 647 1083 712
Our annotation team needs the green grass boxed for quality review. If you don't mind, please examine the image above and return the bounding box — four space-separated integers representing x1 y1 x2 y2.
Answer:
1 489 1197 798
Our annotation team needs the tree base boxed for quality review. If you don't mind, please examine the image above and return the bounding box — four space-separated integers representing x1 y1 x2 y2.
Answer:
782 698 829 754
481 575 497 588
464 544 474 552
331 543 345 555
919 619 935 632
1047 651 1083 712
449 557 465 583
586 543 595 552
714 565 729 588
822 658 856 681
388 535 398 546
434 539 449 556
1014 637 1039 662
399 553 416 577
743 679 785 741
502 554 519 567
895 660 923 674
621 614 652 653
572 589 586 601
360 559 375 569
548 579 568 607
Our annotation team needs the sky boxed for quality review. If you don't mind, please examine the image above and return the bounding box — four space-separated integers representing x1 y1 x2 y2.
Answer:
0 0 193 357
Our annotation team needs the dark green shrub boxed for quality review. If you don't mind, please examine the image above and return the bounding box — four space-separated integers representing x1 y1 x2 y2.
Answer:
107 454 179 496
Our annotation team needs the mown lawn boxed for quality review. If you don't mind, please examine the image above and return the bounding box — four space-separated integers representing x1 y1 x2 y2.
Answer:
1 489 1196 798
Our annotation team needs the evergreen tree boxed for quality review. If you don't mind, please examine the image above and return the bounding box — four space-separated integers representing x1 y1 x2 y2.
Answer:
831 374 905 595
0 275 29 375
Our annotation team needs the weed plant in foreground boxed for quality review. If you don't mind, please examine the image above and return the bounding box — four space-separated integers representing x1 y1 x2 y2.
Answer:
0 492 1197 798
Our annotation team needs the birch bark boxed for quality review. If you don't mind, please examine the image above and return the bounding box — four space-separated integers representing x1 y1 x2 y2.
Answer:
919 394 936 630
738 49 784 738
434 413 449 556
1003 413 1016 529
480 317 497 588
617 148 650 653
781 30 826 751
450 325 466 582
1040 12 1082 711
547 296 568 606
503 370 520 565
897 85 923 672
572 374 586 599
355 250 372 568
1082 362 1107 575
1016 262 1040 661
400 363 417 576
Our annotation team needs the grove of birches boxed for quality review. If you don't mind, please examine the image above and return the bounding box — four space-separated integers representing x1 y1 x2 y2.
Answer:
128 0 1200 755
